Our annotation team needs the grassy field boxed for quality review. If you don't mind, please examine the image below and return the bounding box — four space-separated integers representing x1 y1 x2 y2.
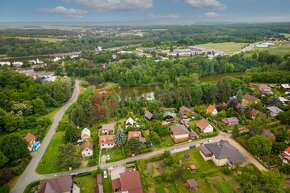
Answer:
199 72 245 82
36 131 64 174
103 147 125 163
74 175 96 193
196 42 247 55
212 181 234 193
103 175 112 193
14 36 64 43
256 44 290 56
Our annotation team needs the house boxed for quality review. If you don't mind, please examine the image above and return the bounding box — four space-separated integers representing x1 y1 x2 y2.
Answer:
163 112 177 120
128 131 146 144
206 105 217 115
262 130 276 143
282 147 290 163
112 169 143 193
189 164 197 173
179 106 192 116
38 175 77 193
126 117 136 128
144 110 153 120
242 94 259 106
169 124 190 142
281 84 290 90
196 118 213 133
267 106 283 117
259 84 272 94
200 140 245 167
80 141 93 158
101 123 115 135
99 135 115 149
250 109 259 119
94 174 104 193
81 128 91 140
279 97 289 105
186 179 198 190
24 133 36 151
222 117 239 126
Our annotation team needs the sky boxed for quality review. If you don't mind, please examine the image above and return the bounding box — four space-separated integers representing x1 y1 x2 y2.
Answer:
0 0 290 24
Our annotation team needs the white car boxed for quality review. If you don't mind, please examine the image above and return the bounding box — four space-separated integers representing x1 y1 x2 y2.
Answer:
104 170 108 178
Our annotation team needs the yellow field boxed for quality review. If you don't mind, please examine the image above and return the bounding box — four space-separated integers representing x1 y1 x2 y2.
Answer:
195 42 247 55
15 36 64 43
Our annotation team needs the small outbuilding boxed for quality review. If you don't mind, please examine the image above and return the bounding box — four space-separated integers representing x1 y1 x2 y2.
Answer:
186 179 198 190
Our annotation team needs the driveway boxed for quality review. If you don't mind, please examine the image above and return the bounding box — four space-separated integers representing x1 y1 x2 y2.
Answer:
12 80 80 193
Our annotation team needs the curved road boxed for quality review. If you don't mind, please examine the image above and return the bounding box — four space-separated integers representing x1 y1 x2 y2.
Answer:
12 80 80 193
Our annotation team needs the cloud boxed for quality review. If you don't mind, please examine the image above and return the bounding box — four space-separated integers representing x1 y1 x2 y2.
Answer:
150 14 180 19
204 12 220 18
185 0 226 10
40 6 88 18
65 0 153 11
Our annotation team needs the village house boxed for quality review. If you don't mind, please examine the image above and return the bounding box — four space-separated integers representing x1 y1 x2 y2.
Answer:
128 131 146 144
242 93 259 106
262 129 276 143
279 97 289 105
200 140 245 168
144 110 153 120
258 84 272 94
282 146 290 163
163 112 177 120
94 174 104 193
179 106 192 116
250 109 259 120
222 117 239 126
196 118 213 133
24 133 36 151
101 123 115 135
186 179 198 190
126 117 136 128
112 169 143 193
267 106 284 117
81 128 91 140
38 175 79 193
281 84 290 90
206 105 217 115
99 135 115 149
169 124 190 142
80 141 93 158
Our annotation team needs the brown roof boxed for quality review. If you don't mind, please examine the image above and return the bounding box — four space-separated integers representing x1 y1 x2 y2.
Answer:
94 185 104 193
99 135 115 145
96 174 103 185
102 123 115 132
120 170 143 193
179 106 191 113
207 105 216 113
259 84 271 89
128 131 142 140
169 124 190 136
242 94 258 103
112 178 121 191
250 109 259 117
38 175 72 193
196 118 210 130
190 165 197 170
24 133 36 143
222 117 239 124
186 179 198 188
80 141 93 152
262 129 275 139
144 110 153 120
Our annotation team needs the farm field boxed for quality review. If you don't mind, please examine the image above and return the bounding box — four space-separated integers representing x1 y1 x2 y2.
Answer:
196 42 247 55
14 36 64 42
256 44 290 56
199 72 245 82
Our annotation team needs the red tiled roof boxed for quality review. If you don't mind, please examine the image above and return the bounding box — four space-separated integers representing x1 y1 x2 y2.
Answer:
120 170 143 193
112 178 121 191
128 131 141 140
196 118 209 130
207 105 216 113
259 84 271 89
80 141 93 152
24 133 36 143
99 135 115 145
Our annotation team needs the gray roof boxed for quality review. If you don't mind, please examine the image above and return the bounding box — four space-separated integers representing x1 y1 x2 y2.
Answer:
144 110 153 120
203 140 245 164
267 106 283 114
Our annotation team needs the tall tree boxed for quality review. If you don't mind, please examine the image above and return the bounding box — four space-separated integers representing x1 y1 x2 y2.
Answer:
115 128 126 147
0 151 8 168
127 138 141 154
64 122 78 143
248 135 272 156
57 143 80 170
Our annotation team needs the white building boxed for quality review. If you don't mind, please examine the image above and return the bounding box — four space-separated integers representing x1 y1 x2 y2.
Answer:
0 61 11 66
81 128 91 140
80 141 93 158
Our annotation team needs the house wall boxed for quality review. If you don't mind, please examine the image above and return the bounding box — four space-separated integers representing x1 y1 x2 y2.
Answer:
82 134 90 140
212 110 218 115
174 134 189 139
212 156 229 166
82 149 93 157
199 151 212 161
100 143 115 149
203 125 213 133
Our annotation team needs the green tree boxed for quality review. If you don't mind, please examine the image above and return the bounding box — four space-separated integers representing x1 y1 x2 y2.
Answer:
64 122 78 143
248 135 272 156
0 134 30 161
32 97 46 115
115 128 126 147
259 170 285 193
57 143 80 170
232 126 240 138
127 138 141 154
0 151 8 168
150 131 161 145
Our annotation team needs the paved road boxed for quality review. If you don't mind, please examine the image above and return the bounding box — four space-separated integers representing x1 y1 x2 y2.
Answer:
12 80 80 193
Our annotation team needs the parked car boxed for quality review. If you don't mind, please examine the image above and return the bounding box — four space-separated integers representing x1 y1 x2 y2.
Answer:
104 170 108 178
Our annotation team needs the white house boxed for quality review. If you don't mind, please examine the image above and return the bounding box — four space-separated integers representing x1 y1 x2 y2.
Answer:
267 106 283 117
279 97 289 105
281 84 290 89
196 118 213 133
81 128 91 140
0 61 11 66
126 117 136 128
80 141 93 158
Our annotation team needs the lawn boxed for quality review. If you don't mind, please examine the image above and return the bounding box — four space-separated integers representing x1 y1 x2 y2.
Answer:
195 42 247 55
36 131 64 174
256 44 290 56
212 181 234 193
74 175 96 193
104 147 125 163
15 36 65 43
200 72 245 83
103 174 112 193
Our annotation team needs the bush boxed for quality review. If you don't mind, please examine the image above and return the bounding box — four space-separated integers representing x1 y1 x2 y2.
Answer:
87 158 97 167
23 181 40 193
0 184 10 193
